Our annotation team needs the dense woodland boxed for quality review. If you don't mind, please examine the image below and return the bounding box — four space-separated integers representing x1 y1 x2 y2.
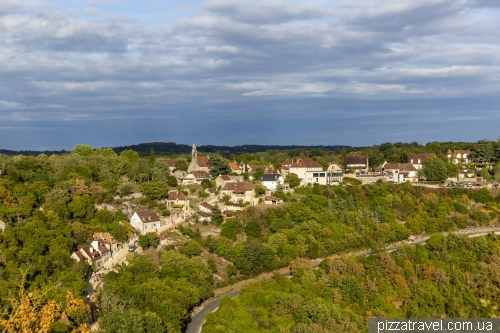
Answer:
203 233 500 333
0 139 499 332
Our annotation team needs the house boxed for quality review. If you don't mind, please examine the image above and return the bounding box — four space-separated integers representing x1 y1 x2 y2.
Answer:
181 170 210 185
346 156 369 172
130 211 162 235
199 202 214 213
90 240 112 263
220 182 255 204
215 175 233 188
289 158 339 185
166 191 190 216
93 232 119 253
407 154 436 169
378 161 418 183
0 220 5 233
447 149 471 164
280 159 293 178
71 245 105 269
264 196 284 205
248 164 267 180
229 161 243 174
157 159 178 168
261 173 285 191
327 162 342 172
187 144 210 173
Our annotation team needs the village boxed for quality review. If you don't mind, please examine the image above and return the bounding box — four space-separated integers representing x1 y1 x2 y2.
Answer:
67 144 494 275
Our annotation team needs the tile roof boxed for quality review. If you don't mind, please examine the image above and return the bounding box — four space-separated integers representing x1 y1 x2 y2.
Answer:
346 156 368 166
281 159 292 167
290 158 322 168
229 161 240 171
220 175 231 181
265 195 283 201
222 181 255 192
200 202 214 210
449 150 471 158
157 159 178 167
93 232 117 244
249 165 266 171
191 170 210 179
168 191 187 201
407 154 436 163
135 210 160 223
198 156 210 167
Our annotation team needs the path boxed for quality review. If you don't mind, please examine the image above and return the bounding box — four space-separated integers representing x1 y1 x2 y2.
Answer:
185 225 500 333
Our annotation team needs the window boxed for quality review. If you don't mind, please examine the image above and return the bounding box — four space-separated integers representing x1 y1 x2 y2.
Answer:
320 173 325 177
417 159 420 163
313 173 319 177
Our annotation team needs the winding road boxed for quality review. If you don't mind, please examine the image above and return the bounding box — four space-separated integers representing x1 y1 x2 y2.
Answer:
184 226 500 333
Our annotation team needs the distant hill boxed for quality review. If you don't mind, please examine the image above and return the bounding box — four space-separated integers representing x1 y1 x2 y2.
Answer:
0 142 352 156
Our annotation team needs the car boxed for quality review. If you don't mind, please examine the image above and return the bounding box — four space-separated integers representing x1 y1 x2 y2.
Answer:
475 183 482 187
493 183 499 187
128 243 136 252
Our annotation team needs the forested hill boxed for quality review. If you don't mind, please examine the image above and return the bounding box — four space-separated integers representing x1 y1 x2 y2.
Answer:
0 143 352 156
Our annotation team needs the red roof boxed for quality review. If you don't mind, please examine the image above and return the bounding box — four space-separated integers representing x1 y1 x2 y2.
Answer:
158 159 178 167
135 210 160 223
229 162 240 171
198 156 210 167
168 191 187 200
222 182 255 192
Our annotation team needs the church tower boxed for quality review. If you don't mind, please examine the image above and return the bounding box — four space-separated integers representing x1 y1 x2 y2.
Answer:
188 143 200 172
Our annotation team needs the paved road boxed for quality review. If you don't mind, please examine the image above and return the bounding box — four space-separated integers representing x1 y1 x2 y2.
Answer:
184 226 500 333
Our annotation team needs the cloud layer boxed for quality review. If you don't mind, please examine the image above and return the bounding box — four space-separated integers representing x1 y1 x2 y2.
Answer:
0 0 499 149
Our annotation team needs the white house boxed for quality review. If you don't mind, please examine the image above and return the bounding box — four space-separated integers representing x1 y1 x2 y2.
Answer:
289 158 322 181
378 162 418 183
346 156 369 172
166 191 190 216
447 149 471 164
93 232 119 254
407 154 436 169
261 173 284 191
130 211 162 235
199 202 214 213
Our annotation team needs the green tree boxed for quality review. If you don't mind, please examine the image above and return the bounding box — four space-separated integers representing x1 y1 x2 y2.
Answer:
167 176 178 187
285 173 300 188
208 156 231 178
253 168 264 179
422 157 448 182
146 232 160 249
71 144 95 157
472 139 495 163
211 204 224 226
174 160 188 172
139 181 168 200
244 221 262 238
220 218 243 241
201 179 212 189
120 150 139 163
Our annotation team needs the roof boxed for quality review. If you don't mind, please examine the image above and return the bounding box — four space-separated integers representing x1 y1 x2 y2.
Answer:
191 170 210 179
200 202 214 210
346 156 368 166
229 161 240 171
93 232 117 244
407 154 436 163
219 175 231 181
382 163 417 172
134 210 160 223
449 150 471 158
265 196 283 201
72 251 86 261
168 191 187 200
290 158 322 168
262 174 282 182
157 159 178 167
282 159 292 167
222 181 255 192
78 245 102 260
265 169 279 174
249 164 266 171
197 156 210 168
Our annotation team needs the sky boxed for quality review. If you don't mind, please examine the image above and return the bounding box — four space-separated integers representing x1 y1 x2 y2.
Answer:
0 0 499 150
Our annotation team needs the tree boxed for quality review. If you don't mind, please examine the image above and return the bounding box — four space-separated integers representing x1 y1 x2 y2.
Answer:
285 173 300 188
139 181 168 200
146 232 160 249
208 156 231 178
220 218 243 241
422 157 448 182
211 204 224 226
167 175 178 187
71 144 95 157
253 168 264 180
244 221 261 238
174 160 188 172
472 139 495 163
201 179 212 189
254 185 266 197
119 150 139 163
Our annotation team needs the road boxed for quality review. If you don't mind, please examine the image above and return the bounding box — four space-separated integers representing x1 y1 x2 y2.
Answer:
184 226 500 333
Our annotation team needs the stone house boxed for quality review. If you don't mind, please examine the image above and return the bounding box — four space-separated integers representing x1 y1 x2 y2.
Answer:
220 182 255 204
447 149 471 164
407 153 436 169
345 156 369 172
130 211 162 235
215 175 233 188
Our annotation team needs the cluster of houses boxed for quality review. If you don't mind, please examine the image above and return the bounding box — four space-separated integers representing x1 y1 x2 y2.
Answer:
69 147 478 268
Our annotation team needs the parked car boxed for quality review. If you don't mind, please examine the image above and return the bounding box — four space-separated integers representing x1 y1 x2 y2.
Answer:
128 243 136 252
475 183 482 187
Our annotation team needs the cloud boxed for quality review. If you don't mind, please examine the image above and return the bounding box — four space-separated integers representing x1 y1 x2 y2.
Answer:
0 0 499 149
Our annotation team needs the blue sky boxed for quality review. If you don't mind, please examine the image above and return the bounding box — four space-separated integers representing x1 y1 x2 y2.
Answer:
0 0 499 150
